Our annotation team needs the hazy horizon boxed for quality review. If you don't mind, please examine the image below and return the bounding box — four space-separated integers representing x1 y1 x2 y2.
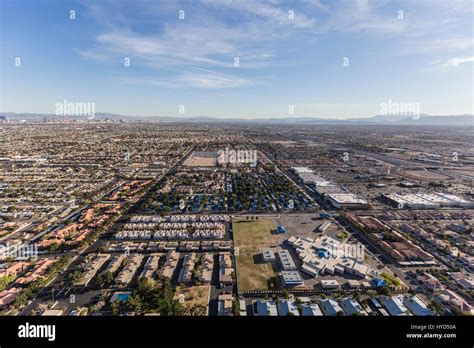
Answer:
2 110 474 121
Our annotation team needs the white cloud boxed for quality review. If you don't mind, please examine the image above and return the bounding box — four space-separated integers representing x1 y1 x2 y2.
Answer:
81 0 472 87
92 15 282 69
118 77 178 88
437 56 474 68
420 37 474 52
78 49 109 62
119 69 256 89
204 0 316 29
179 70 254 88
307 0 332 13
82 0 410 75
317 0 406 34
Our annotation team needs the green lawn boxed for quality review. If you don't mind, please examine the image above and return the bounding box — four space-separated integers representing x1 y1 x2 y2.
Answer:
233 219 278 291
381 272 401 287
0 274 16 291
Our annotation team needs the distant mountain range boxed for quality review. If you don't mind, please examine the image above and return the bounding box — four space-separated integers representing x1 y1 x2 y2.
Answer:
1 112 473 126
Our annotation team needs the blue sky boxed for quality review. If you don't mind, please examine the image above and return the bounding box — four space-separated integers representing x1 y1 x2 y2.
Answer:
1 0 473 118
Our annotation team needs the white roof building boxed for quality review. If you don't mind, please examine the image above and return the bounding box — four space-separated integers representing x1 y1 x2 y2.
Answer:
277 250 297 271
239 299 247 316
256 300 278 316
327 193 370 209
403 296 434 316
291 167 313 174
277 299 300 316
435 193 474 208
320 298 344 316
340 298 367 316
398 194 439 209
383 192 474 209
301 303 323 316
280 271 304 287
321 279 340 289
287 235 371 279
261 248 276 262
380 295 410 316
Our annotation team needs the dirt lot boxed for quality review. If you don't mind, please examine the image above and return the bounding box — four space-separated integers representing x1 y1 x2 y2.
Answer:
233 219 279 291
402 169 452 181
271 213 343 243
174 285 211 311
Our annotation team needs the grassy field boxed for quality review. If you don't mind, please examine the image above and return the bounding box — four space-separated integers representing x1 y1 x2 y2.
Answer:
381 272 401 287
233 219 278 291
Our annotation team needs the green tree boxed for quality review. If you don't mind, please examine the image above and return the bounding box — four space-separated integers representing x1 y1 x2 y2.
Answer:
47 242 60 253
127 294 143 312
67 270 83 284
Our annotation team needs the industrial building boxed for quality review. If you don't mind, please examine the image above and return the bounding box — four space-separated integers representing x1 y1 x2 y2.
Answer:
383 192 474 209
326 193 371 209
292 167 370 209
291 167 332 186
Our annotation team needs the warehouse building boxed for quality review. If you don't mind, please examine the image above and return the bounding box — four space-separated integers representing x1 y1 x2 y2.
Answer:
326 193 371 210
383 192 474 209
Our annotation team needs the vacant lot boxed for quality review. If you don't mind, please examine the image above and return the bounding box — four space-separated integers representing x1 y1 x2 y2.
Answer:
403 169 452 181
233 219 278 291
174 285 211 314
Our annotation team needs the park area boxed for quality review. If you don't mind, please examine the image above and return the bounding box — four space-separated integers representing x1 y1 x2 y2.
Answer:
233 219 279 291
